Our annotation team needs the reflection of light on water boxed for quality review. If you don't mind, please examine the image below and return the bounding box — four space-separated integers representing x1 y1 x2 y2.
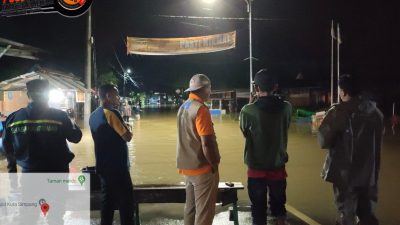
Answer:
292 123 313 135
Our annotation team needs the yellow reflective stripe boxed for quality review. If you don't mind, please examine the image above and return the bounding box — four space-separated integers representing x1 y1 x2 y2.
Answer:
7 120 63 128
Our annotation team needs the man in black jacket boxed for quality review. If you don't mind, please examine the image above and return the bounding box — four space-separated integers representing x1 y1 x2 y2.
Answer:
2 79 82 172
318 75 384 225
1 79 82 225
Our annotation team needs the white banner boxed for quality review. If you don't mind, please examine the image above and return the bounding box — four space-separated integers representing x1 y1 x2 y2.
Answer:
127 31 236 55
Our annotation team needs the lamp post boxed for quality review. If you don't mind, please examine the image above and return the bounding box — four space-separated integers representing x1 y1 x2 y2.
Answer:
123 68 132 97
202 0 254 94
245 0 254 94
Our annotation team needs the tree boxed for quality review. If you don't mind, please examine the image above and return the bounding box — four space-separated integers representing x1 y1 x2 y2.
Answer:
98 70 119 86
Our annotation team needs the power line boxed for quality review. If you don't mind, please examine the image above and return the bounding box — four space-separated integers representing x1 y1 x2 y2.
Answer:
153 14 287 21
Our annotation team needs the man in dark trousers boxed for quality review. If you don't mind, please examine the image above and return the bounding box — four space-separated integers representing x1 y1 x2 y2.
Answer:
240 69 292 225
318 74 384 225
89 84 134 225
2 79 82 172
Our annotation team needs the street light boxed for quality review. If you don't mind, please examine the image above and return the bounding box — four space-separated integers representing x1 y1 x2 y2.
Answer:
245 0 254 95
123 68 132 97
203 0 254 95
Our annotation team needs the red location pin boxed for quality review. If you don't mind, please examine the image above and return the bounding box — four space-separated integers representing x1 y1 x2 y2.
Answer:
41 203 50 216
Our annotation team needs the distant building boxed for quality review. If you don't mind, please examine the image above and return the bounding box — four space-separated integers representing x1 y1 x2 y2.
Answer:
209 89 249 114
210 85 329 114
280 86 329 109
146 92 172 106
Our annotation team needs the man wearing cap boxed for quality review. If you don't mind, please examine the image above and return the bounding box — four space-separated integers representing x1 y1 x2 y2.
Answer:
2 79 82 173
177 74 221 225
240 69 292 225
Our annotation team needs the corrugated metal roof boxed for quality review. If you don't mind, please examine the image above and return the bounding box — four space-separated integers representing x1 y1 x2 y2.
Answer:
0 37 45 60
0 66 89 92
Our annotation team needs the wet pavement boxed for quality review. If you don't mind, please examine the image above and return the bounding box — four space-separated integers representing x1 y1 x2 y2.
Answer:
1 109 399 224
89 207 310 225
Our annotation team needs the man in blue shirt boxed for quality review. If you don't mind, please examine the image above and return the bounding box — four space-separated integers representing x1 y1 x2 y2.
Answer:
89 84 134 225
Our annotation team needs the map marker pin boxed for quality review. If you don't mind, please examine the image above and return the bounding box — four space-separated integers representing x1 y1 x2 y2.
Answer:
41 202 50 216
78 175 86 186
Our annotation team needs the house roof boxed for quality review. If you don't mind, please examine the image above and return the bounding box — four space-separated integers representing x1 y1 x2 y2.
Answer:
0 66 89 92
0 37 45 60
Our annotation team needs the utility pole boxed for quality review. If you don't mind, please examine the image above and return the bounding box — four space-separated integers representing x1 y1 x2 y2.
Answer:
123 72 126 97
337 23 341 103
84 8 92 128
330 20 334 106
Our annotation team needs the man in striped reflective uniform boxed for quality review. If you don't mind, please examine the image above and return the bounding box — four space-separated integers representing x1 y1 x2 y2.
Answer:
2 79 82 173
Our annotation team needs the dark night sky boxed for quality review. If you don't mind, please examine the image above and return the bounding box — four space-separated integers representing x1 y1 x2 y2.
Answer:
0 0 399 110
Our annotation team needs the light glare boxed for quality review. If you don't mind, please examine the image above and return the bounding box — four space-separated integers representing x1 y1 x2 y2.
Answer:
49 89 65 103
202 0 216 4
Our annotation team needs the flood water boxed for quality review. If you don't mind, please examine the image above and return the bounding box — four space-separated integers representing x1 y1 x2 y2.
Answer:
1 108 399 225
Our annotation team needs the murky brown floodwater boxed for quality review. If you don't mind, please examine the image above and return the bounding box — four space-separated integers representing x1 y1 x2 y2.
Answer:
1 109 399 225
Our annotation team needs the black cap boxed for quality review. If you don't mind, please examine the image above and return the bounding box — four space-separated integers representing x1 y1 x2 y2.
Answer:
339 74 359 97
26 79 49 93
253 68 278 92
